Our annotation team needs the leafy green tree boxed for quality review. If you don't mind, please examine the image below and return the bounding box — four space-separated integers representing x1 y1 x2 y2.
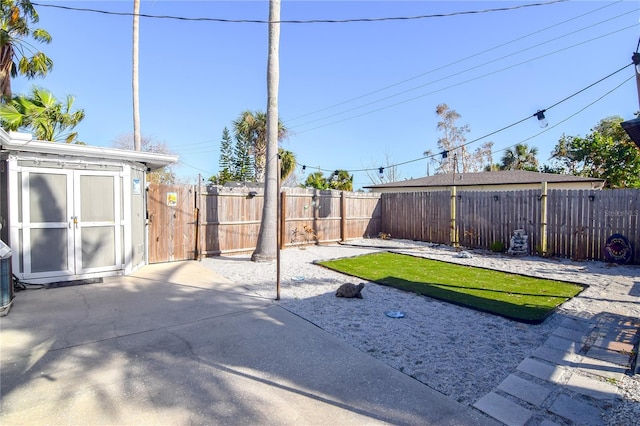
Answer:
549 116 640 188
210 127 234 185
303 171 329 190
232 109 288 182
0 87 84 143
233 132 254 182
0 0 53 100
328 169 353 191
303 169 353 191
279 148 296 181
499 143 539 171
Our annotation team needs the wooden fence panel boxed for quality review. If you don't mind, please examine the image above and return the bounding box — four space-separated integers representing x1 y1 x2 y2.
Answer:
342 192 382 240
148 184 196 263
148 183 640 265
380 192 450 244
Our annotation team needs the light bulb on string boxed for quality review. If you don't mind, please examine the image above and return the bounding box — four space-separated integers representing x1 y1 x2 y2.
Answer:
632 52 640 75
535 110 548 128
378 167 384 179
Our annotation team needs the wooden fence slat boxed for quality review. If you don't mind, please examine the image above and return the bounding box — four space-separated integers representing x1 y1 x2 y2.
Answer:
148 184 640 265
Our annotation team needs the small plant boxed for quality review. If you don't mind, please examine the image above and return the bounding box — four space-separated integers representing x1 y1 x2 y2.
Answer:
291 224 317 249
490 241 505 253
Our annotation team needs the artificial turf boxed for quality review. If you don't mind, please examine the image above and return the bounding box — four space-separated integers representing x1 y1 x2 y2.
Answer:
317 251 585 323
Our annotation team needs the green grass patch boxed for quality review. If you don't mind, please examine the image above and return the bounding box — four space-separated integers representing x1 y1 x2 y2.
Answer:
317 251 585 323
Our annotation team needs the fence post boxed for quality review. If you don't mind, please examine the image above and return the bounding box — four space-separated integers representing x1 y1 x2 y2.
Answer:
280 190 287 249
540 181 548 256
451 186 458 247
340 191 346 242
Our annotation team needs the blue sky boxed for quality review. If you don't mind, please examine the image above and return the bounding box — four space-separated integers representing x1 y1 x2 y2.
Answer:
13 1 640 189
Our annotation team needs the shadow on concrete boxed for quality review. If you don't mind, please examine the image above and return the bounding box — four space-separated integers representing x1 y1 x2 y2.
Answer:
0 261 495 425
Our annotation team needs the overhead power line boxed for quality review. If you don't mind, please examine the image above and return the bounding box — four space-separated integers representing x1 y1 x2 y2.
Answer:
286 0 629 123
32 1 568 24
289 23 637 134
295 63 634 176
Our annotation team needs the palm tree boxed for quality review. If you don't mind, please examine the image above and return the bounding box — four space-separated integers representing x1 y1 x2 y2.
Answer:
328 170 353 191
500 143 539 171
303 171 328 189
251 0 280 262
0 0 53 100
233 109 288 182
278 148 296 181
132 0 141 151
0 87 84 143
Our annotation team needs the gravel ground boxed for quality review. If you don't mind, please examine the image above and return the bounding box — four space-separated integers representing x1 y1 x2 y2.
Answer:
200 239 640 424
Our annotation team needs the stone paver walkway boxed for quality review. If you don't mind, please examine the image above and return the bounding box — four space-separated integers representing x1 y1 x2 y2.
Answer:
473 313 640 426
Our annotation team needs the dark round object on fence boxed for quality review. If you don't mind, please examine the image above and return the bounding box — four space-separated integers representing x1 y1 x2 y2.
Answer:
604 233 632 265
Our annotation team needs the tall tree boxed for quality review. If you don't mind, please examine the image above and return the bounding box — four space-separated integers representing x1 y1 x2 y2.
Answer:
278 148 296 181
251 0 280 262
549 116 640 188
132 0 141 151
233 109 287 182
499 143 539 171
0 87 84 143
0 0 52 100
427 103 492 173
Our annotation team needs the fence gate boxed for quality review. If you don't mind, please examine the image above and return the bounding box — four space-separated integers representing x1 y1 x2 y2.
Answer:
147 184 197 263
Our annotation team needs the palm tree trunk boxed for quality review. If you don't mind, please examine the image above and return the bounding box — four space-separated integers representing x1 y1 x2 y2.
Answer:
132 0 141 151
251 0 280 262
0 45 14 101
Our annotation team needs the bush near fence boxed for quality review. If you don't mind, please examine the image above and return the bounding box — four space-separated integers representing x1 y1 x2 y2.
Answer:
148 184 640 265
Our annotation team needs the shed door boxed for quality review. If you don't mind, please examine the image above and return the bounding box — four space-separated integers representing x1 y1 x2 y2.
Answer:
22 169 122 279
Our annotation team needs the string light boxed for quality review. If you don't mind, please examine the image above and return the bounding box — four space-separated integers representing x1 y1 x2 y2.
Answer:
296 63 634 178
535 110 549 128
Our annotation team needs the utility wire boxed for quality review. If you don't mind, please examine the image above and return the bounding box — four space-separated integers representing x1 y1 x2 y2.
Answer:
296 63 634 175
290 24 637 133
32 1 568 24
287 0 629 122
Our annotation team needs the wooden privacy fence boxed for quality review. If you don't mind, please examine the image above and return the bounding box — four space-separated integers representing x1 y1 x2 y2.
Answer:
148 183 640 265
380 187 640 264
148 185 382 262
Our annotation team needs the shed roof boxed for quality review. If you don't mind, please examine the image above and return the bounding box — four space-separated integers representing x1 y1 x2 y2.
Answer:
0 130 178 171
364 170 604 189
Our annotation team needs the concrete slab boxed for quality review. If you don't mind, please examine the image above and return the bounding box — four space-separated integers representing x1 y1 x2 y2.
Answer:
552 326 586 343
517 358 566 384
559 317 591 332
565 374 620 400
539 419 562 426
497 374 551 406
533 346 578 367
586 346 632 366
548 394 604 426
473 392 532 426
543 335 579 354
1 261 498 425
576 355 627 381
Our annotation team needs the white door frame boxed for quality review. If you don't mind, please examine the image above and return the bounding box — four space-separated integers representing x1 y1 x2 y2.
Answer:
9 163 126 282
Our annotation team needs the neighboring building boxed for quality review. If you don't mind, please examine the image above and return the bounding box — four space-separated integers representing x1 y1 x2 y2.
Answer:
364 170 605 193
0 130 178 285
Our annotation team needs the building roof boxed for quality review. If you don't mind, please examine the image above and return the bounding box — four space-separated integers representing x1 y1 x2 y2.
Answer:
364 170 604 189
0 130 178 171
